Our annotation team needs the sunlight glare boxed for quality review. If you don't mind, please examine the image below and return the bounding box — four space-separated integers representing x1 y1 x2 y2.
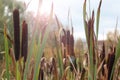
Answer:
40 0 51 15
24 0 53 16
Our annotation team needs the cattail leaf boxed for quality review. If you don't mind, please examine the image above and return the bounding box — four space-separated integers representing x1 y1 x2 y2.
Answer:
4 24 10 80
115 40 120 68
33 25 49 80
96 0 102 39
110 39 120 80
23 26 37 80
33 3 53 80
83 0 89 45
55 15 63 29
89 30 94 80
54 33 64 78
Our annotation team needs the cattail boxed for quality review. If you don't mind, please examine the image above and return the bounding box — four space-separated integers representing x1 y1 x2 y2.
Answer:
69 33 75 57
81 68 86 80
66 30 70 56
21 20 28 62
101 42 105 61
101 42 105 75
38 57 46 80
66 30 70 45
39 68 44 80
13 9 20 61
50 57 58 80
107 47 115 80
61 29 67 58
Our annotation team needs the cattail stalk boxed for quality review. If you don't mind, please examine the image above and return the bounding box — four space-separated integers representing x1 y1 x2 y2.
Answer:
13 9 20 61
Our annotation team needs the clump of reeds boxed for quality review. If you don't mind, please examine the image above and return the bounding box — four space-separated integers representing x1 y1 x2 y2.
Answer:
83 0 102 79
2 1 120 80
60 28 76 71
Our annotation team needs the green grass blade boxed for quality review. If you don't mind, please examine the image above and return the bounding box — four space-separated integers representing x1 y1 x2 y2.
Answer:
83 0 88 44
33 27 49 80
58 49 64 78
55 16 64 78
96 0 102 39
4 25 10 80
33 3 53 80
23 29 37 80
89 34 94 80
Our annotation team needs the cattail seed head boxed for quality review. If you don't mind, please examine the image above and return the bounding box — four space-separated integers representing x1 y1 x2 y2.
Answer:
21 20 28 62
107 47 115 80
13 9 20 61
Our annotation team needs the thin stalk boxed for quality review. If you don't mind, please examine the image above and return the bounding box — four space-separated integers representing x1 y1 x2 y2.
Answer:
96 0 102 39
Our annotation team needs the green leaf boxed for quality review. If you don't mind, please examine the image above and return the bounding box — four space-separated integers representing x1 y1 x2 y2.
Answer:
33 3 53 79
96 0 102 39
83 0 89 45
110 39 120 80
23 29 37 80
4 24 10 80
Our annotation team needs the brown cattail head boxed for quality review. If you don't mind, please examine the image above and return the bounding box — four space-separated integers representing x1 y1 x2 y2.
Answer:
21 20 28 62
13 9 20 61
66 30 70 45
107 46 115 80
101 42 106 75
101 42 105 61
69 33 75 57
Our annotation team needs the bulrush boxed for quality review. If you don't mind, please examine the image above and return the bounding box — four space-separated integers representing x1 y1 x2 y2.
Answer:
38 57 46 80
13 9 20 61
60 28 76 71
66 30 70 56
21 20 28 62
107 46 115 80
61 28 75 58
101 42 105 75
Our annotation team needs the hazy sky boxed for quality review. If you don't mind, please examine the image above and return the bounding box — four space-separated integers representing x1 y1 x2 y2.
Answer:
23 0 120 40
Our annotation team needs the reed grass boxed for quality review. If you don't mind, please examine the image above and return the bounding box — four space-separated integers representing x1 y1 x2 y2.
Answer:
83 0 102 80
1 0 120 80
